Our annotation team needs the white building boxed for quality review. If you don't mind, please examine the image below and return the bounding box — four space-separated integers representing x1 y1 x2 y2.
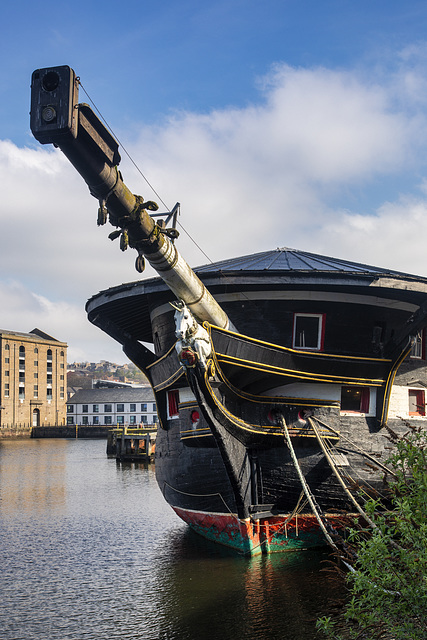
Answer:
66 387 157 426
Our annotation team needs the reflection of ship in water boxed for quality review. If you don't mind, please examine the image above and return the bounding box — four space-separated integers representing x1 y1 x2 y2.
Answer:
30 65 427 555
151 529 343 640
0 440 67 515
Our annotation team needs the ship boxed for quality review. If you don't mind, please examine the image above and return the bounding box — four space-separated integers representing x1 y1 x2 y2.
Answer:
30 66 427 555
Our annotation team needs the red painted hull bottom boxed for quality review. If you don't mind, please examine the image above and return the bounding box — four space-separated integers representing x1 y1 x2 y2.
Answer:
172 506 352 555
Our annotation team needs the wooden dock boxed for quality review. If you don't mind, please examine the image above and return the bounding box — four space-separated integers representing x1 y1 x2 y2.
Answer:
106 426 157 461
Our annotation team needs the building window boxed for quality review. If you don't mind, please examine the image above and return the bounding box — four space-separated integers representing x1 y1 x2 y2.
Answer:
19 387 25 400
34 372 38 379
82 405 88 413
19 372 25 382
93 416 99 425
130 403 136 412
141 415 147 423
104 404 112 412
409 389 425 416
410 331 425 360
34 385 38 398
67 417 74 425
104 416 112 425
60 363 64 369
5 344 9 350
82 416 89 425
152 403 157 412
117 416 124 425
4 384 9 397
141 403 147 412
341 386 370 413
167 390 180 418
47 388 52 400
34 348 38 354
47 349 52 362
60 387 64 399
19 346 25 357
93 404 99 413
153 415 158 423
130 415 136 424
4 357 9 364
34 361 38 367
117 404 124 412
5 371 9 377
60 374 64 380
293 313 325 350
67 405 74 413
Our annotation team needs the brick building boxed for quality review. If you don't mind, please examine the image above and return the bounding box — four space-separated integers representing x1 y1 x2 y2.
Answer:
0 328 68 427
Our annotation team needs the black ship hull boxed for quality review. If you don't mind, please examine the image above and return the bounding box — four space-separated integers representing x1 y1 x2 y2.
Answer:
86 248 427 554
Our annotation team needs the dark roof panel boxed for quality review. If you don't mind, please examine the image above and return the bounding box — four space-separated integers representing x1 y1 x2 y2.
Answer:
67 387 155 404
193 247 423 278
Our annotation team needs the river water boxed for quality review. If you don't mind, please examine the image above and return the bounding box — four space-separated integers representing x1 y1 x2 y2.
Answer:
0 438 344 640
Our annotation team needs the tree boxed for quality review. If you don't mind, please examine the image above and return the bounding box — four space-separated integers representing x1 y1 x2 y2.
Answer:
317 425 427 640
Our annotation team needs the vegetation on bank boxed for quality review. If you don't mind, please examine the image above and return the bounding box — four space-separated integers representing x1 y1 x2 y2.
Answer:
316 425 427 640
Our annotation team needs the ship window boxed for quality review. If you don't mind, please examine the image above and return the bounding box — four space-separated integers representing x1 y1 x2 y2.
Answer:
408 389 425 416
341 386 370 413
167 390 180 418
410 331 425 359
293 313 324 350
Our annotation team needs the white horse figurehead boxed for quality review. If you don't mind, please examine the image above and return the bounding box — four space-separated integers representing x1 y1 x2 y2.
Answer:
172 301 198 341
171 300 211 368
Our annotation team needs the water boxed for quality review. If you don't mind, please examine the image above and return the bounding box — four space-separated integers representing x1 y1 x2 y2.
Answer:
0 439 344 640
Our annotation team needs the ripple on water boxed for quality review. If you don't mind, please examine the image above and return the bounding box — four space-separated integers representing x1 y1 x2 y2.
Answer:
0 439 344 640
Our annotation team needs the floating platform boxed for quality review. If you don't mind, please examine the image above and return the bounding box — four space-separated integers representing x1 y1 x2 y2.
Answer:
106 426 157 461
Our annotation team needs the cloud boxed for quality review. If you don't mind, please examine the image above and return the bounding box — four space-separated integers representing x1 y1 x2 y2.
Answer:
127 61 427 265
314 195 427 277
3 58 427 361
0 280 124 363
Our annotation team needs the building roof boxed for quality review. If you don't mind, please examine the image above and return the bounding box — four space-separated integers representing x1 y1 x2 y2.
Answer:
86 246 427 346
0 327 66 344
67 386 154 404
193 247 427 279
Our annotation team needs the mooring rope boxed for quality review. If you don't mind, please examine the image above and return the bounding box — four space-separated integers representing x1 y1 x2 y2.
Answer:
308 416 380 531
274 411 340 551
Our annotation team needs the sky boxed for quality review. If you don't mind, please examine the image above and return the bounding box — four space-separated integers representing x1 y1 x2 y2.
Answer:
3 1 427 363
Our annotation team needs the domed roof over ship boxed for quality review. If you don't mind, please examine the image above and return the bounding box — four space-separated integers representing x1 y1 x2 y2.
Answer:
194 247 426 278
86 247 427 346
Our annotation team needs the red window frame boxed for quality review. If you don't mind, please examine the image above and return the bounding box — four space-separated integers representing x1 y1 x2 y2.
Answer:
167 389 180 418
340 386 370 414
408 389 425 416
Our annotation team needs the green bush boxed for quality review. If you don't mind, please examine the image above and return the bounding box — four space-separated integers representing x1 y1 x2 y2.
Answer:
317 425 427 640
